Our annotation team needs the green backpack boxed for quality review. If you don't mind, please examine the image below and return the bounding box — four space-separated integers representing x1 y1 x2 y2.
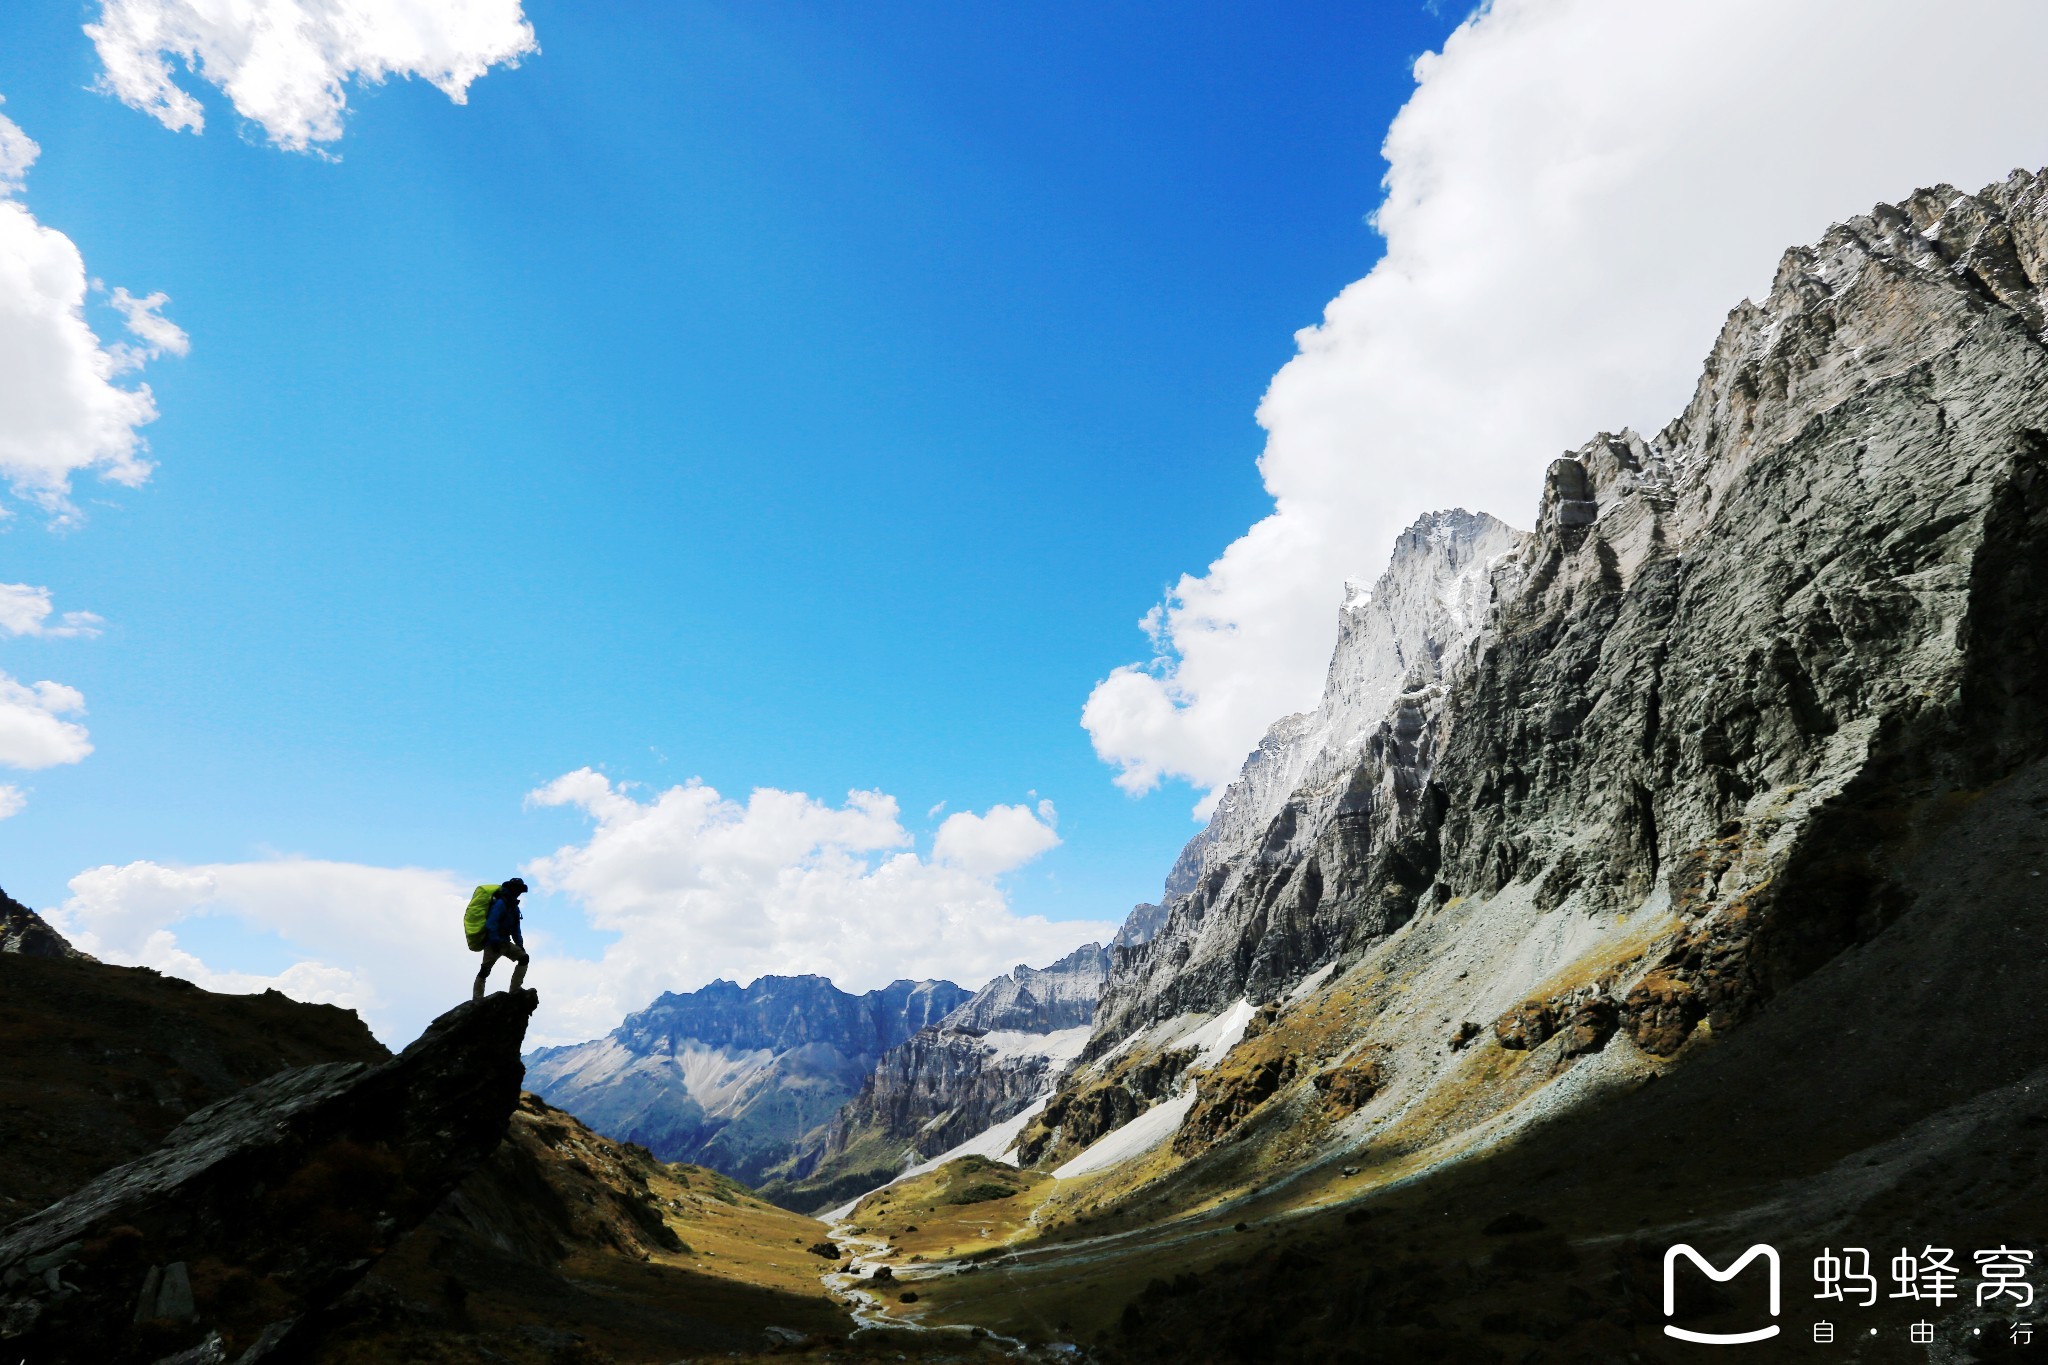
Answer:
464 884 501 952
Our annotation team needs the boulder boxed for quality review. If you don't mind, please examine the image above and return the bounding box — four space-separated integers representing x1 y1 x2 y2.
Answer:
0 989 537 1364
1493 1001 1556 1051
1561 994 1620 1057
1172 1049 1299 1156
1310 1057 1385 1115
1622 973 1703 1056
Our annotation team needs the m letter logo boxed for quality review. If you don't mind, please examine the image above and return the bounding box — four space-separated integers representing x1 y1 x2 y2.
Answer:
1663 1244 1782 1344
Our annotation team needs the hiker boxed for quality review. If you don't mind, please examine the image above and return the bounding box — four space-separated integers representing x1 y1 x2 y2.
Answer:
469 876 531 1000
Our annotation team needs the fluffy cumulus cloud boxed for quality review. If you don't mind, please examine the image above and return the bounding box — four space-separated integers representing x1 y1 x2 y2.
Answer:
0 103 183 520
51 776 1107 1047
51 858 476 1043
523 772 1105 1046
87 0 538 151
933 800 1061 877
0 675 92 769
1084 0 2048 813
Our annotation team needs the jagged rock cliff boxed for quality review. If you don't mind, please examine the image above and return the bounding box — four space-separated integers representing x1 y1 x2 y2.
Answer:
523 974 969 1185
822 169 2048 1361
1099 508 1524 1042
1110 902 1168 948
0 989 535 1364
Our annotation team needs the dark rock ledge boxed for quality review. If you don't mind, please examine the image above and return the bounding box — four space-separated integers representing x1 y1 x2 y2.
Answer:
0 988 536 1364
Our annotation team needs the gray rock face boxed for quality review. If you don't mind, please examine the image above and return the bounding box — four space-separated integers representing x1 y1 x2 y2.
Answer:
0 989 535 1364
1094 167 2048 1059
522 974 970 1185
1155 508 1524 912
1096 509 1525 1042
0 890 90 960
1111 902 1169 949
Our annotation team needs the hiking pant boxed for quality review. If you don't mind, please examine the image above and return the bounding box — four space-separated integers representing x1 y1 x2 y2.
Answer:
474 941 529 999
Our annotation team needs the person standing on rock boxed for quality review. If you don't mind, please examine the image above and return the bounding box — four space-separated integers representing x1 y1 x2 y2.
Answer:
471 876 531 1000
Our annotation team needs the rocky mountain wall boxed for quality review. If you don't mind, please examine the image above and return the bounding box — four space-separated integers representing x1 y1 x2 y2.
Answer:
1093 168 2048 1062
934 942 1108 1033
1150 510 1523 912
604 974 968 1059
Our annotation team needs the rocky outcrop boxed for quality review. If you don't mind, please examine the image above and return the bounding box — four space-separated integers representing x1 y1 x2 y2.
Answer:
1015 1047 1195 1167
1172 1049 1297 1157
1308 1054 1383 1115
0 889 90 960
0 989 536 1364
524 974 969 1184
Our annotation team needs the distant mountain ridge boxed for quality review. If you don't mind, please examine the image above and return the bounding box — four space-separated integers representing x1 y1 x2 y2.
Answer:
523 973 970 1185
761 941 1110 1210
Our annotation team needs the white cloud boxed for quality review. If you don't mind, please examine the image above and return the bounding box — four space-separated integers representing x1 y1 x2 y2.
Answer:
932 800 1061 877
0 785 24 820
0 103 182 521
50 776 1108 1049
86 0 539 152
1083 0 2048 811
0 582 103 638
0 111 36 195
0 674 91 769
104 286 191 375
524 771 1106 1046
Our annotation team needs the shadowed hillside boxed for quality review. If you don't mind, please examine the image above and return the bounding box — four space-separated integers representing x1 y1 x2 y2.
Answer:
0 925 388 1225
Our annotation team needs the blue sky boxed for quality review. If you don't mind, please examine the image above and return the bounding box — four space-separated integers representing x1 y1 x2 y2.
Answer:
13 0 2046 1046
0 3 1461 976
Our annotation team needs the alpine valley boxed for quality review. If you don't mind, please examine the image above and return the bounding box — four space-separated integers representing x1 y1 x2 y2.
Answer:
483 164 2048 1356
7 167 2048 1364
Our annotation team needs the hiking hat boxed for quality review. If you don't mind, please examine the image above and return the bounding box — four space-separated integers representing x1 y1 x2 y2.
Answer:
503 877 529 895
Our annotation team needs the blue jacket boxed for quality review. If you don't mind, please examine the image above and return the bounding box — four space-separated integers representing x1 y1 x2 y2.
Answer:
484 892 523 947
